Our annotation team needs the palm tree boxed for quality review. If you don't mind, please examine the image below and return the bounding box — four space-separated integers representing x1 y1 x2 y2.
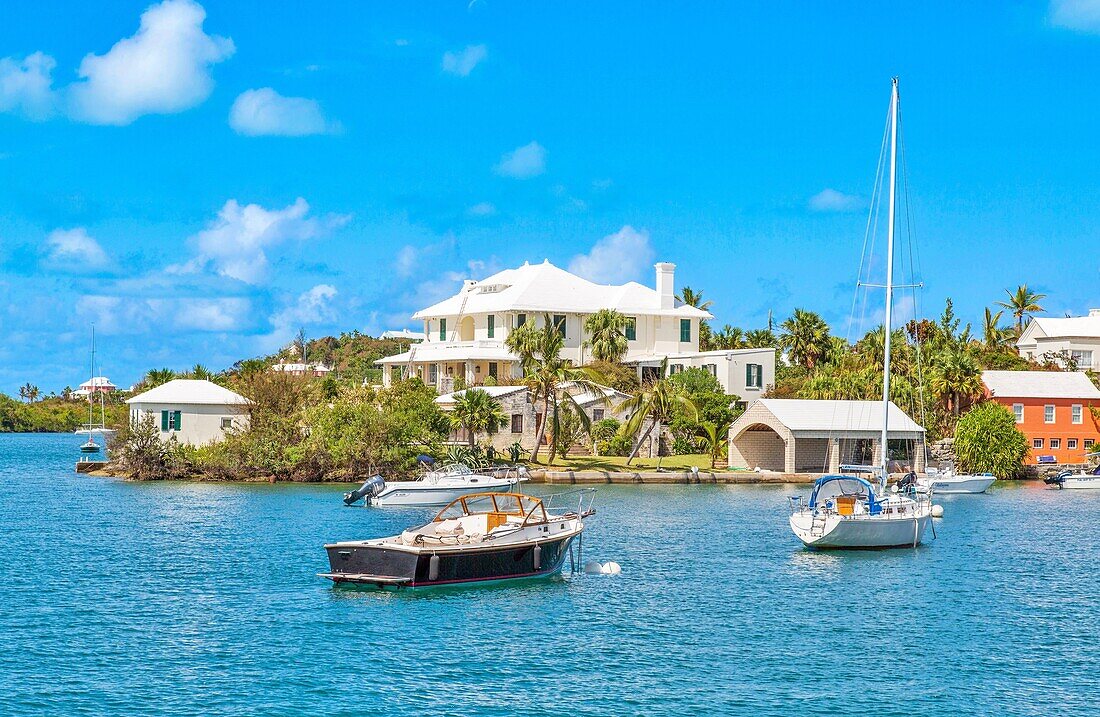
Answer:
927 347 983 416
506 315 606 462
697 418 733 469
583 309 629 363
744 328 776 348
18 383 39 403
779 309 831 370
997 285 1046 335
676 286 712 311
189 364 214 381
617 360 698 465
982 308 1014 350
449 388 508 447
143 368 176 389
714 325 744 350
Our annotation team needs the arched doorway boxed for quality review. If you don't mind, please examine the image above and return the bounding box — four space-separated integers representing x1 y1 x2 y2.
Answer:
458 316 474 342
729 423 786 472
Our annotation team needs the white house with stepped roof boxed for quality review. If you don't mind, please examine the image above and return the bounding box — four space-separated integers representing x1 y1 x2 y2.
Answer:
377 260 775 398
1017 311 1100 371
126 379 250 446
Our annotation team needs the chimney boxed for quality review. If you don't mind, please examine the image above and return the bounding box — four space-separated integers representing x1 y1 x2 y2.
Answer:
655 262 675 309
461 279 477 293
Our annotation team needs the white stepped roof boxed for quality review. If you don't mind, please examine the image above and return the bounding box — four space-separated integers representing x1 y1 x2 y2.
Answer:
411 260 711 320
982 370 1100 399
126 379 250 406
79 376 116 389
377 344 518 365
435 385 527 404
1022 315 1100 341
756 399 924 434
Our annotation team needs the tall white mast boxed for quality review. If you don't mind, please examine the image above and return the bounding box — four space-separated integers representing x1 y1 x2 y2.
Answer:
880 77 899 488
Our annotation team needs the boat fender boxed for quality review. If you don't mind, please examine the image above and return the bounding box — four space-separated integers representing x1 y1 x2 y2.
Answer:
931 504 944 518
428 553 440 581
533 543 542 570
343 475 386 505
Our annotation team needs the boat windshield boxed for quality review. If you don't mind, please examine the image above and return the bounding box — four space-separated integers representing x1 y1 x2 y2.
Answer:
433 492 547 524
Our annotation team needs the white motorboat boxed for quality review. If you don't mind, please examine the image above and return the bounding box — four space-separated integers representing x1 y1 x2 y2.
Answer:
788 78 933 549
343 463 528 507
1045 467 1100 490
916 467 996 495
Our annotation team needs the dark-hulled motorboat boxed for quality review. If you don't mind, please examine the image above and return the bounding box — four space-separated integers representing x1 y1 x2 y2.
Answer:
320 491 594 589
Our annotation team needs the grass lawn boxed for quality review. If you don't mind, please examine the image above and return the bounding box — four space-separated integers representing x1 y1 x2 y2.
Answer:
524 453 719 472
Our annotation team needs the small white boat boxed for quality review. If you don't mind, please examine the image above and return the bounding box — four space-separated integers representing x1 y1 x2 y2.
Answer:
790 474 932 549
916 467 996 495
1045 468 1100 490
343 463 528 507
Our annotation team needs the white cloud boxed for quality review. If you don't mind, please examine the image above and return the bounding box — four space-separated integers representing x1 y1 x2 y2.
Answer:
229 88 336 136
44 228 109 271
265 284 338 348
178 197 342 285
494 141 546 178
568 225 655 285
68 0 235 125
466 201 497 217
0 52 57 120
808 188 863 213
1051 0 1100 31
442 44 488 77
76 294 251 334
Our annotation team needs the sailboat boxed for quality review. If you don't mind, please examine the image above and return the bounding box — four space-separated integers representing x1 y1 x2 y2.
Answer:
788 78 934 549
75 326 116 459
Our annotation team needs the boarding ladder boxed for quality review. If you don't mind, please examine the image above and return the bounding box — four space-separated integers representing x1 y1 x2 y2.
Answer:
810 509 828 537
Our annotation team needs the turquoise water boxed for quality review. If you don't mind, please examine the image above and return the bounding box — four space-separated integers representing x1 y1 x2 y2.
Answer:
2 433 1099 716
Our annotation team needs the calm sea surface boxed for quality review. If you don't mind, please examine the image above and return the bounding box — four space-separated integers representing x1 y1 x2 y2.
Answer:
2 433 1099 716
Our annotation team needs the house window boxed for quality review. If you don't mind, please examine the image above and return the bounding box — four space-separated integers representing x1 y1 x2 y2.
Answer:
429 364 438 384
221 417 233 430
703 364 717 377
1071 350 1093 368
1051 438 1062 450
669 364 684 375
746 364 763 389
593 409 605 421
1013 404 1024 423
511 414 523 433
1045 405 1056 424
1072 404 1083 424
160 410 182 431
680 319 691 342
625 317 637 341
516 313 527 327
1069 438 1078 450
1033 438 1044 449
553 314 567 337
439 318 447 341
487 314 495 339
488 362 498 379
1086 439 1095 449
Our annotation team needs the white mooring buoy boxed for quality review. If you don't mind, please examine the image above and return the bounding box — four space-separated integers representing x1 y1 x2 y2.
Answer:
584 560 622 575
931 504 944 518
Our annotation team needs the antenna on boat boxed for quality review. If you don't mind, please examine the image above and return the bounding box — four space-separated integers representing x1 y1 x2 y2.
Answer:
879 76 899 492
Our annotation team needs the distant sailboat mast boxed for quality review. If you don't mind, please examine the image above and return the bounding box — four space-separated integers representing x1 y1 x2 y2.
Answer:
879 76 900 490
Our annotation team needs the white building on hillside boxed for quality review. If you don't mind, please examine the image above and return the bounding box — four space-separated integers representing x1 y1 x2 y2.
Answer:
381 329 427 342
73 376 116 398
1017 311 1100 371
272 361 332 378
377 259 774 396
126 379 250 446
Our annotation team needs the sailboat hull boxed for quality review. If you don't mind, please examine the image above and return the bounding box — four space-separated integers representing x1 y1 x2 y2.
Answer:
790 511 931 549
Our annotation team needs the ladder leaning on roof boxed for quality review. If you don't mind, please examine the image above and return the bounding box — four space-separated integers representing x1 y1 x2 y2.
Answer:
448 290 471 343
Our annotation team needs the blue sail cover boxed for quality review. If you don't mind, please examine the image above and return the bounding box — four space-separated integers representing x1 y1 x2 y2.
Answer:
808 474 882 514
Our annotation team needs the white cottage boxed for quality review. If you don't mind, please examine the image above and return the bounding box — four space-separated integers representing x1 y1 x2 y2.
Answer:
126 379 250 446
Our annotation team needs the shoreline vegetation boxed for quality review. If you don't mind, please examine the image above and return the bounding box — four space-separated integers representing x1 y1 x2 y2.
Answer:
4 289 1082 482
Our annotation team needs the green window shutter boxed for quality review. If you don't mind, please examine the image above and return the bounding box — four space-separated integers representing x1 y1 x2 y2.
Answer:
487 315 495 338
746 364 752 386
173 411 182 430
161 410 169 431
626 318 636 341
439 318 447 341
680 319 691 342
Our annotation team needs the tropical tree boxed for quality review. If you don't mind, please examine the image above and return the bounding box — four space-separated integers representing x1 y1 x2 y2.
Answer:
954 402 1029 477
997 284 1046 335
189 364 215 381
143 368 176 389
449 388 508 447
697 418 733 469
779 309 831 370
927 347 983 416
676 286 713 311
617 360 698 465
18 383 40 403
582 309 629 363
744 328 776 348
981 308 1014 351
713 325 744 350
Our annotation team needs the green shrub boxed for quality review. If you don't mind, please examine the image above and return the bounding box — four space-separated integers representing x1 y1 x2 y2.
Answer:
954 401 1029 478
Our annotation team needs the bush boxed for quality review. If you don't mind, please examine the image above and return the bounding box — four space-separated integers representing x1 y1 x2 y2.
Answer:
954 401 1029 478
112 416 191 480
585 361 640 394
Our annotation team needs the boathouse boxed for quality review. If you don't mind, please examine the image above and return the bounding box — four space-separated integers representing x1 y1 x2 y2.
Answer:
126 379 250 446
727 399 926 474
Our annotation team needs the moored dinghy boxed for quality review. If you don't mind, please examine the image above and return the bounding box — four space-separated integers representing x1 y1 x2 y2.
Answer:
321 490 594 589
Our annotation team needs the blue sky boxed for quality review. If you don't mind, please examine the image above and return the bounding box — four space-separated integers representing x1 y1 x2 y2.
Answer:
1 0 1099 394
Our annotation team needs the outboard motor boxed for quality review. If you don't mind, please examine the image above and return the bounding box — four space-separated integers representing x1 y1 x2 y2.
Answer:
344 475 386 505
895 471 918 493
1044 470 1071 487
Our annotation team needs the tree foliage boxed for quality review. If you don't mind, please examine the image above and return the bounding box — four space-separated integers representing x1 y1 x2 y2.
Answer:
953 402 1029 478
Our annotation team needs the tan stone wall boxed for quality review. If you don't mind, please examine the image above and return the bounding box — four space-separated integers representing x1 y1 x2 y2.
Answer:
730 427 787 471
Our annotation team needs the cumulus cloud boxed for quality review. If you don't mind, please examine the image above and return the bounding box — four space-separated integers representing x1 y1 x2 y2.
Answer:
494 141 546 178
442 44 488 76
266 284 338 348
44 227 110 272
0 52 57 120
229 88 337 136
1051 0 1100 32
76 294 251 334
808 188 864 213
176 197 345 284
568 225 655 285
67 0 234 125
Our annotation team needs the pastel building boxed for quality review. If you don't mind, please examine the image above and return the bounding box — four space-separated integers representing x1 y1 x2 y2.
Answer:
982 370 1100 465
126 379 250 446
1017 312 1100 371
377 259 775 398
